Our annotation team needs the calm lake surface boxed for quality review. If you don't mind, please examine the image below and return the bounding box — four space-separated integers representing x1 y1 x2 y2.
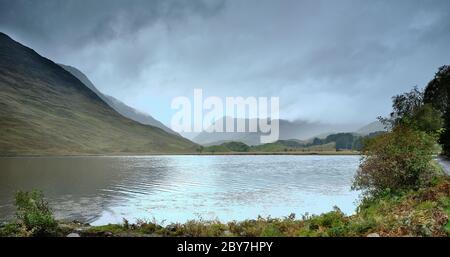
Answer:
0 155 361 225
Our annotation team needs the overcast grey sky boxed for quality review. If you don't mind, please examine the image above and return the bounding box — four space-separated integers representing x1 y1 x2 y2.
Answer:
1 0 449 126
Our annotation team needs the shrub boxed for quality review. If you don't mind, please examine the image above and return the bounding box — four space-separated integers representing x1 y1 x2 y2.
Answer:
352 125 436 198
260 224 283 237
0 222 20 237
15 190 57 236
410 103 443 134
441 107 450 156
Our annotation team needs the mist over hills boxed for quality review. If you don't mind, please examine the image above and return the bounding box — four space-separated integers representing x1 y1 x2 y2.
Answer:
0 32 196 155
59 64 177 135
356 120 386 135
0 31 387 155
192 117 371 146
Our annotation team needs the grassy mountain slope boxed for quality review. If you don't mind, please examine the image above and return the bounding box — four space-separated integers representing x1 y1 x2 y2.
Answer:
59 64 177 135
356 120 386 135
0 32 197 155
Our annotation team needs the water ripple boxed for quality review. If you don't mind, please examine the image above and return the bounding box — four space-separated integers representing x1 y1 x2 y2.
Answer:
0 155 361 225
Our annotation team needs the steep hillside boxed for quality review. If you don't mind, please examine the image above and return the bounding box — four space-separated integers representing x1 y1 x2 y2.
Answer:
59 64 177 135
356 120 387 135
0 32 197 155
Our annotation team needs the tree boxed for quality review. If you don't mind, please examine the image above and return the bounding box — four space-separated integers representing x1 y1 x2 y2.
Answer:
354 66 450 198
379 87 423 129
379 86 443 135
325 133 355 150
410 103 443 134
441 82 450 156
352 125 436 198
424 65 450 114
423 65 450 156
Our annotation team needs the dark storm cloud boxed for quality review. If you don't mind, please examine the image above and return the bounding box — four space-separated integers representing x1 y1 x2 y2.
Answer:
0 0 449 125
0 0 226 92
0 0 224 47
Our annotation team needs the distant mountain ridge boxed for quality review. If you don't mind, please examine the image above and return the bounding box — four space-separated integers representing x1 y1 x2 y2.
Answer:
59 64 177 135
192 117 386 146
201 130 387 153
0 32 196 155
192 117 360 146
356 120 386 135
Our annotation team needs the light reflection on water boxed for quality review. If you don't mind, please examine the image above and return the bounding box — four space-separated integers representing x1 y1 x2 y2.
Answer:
0 155 361 225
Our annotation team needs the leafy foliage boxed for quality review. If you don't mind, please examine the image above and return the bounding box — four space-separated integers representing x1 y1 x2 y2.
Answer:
14 190 57 236
377 68 448 154
439 73 450 156
352 125 437 198
423 65 450 156
409 103 443 134
378 87 424 129
441 107 450 156
424 65 449 114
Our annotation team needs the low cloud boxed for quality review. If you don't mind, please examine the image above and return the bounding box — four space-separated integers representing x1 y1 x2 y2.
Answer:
1 0 449 125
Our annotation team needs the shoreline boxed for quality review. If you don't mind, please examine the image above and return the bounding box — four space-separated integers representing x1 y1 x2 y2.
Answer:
3 173 449 237
0 151 360 158
1 159 448 237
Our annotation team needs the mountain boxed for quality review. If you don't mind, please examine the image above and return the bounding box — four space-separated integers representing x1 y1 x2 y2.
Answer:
202 131 387 153
0 32 197 155
356 120 387 135
192 117 358 146
59 64 177 135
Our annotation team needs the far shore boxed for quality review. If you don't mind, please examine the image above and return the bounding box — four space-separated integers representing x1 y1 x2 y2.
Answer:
0 151 360 158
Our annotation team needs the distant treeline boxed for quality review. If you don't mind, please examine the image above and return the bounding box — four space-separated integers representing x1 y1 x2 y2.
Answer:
198 131 385 153
307 132 385 151
198 65 450 155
